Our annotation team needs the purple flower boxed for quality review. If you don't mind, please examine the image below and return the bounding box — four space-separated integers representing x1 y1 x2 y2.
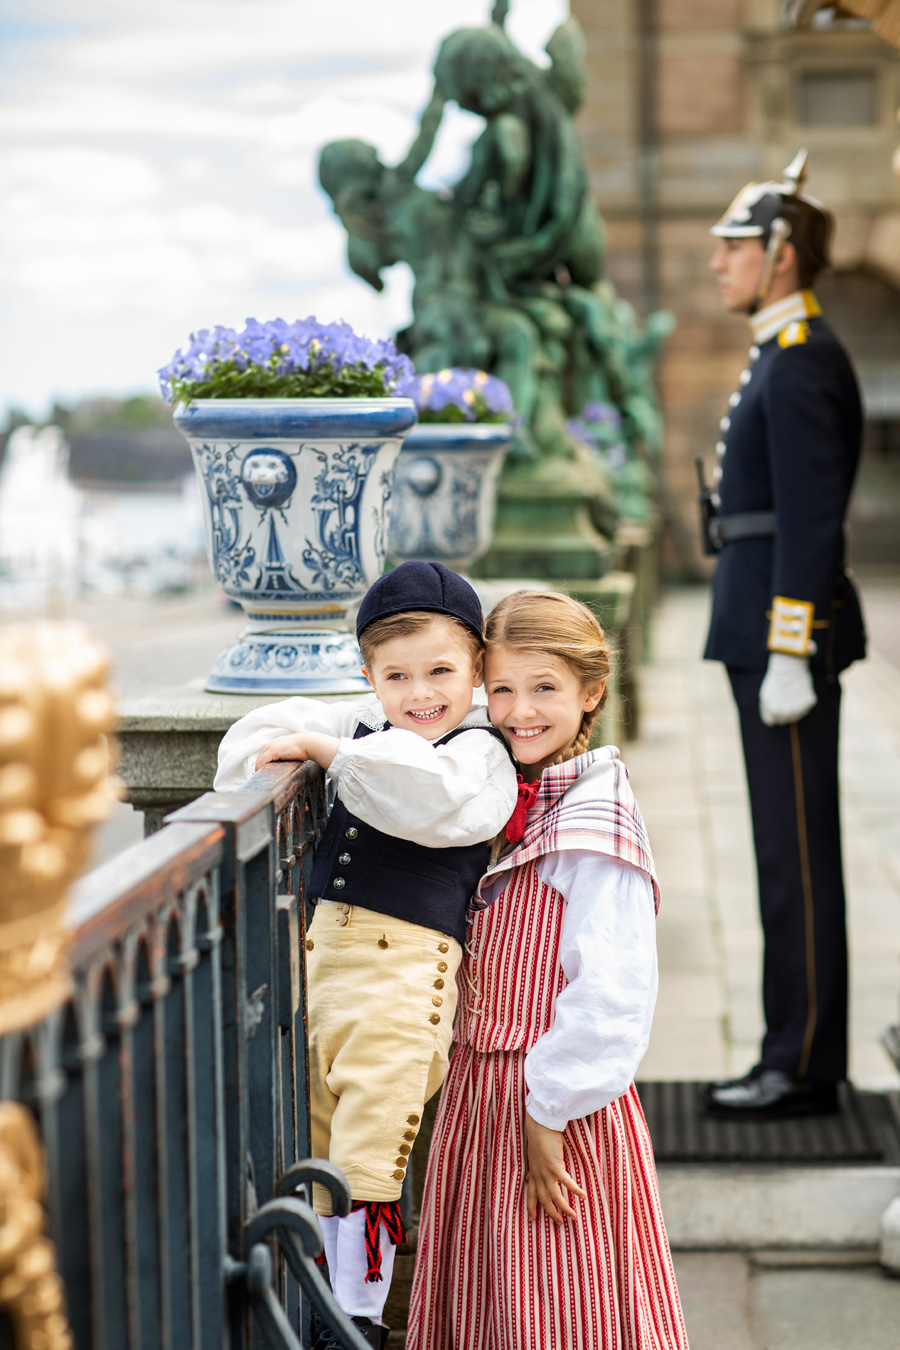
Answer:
398 367 515 424
158 316 414 402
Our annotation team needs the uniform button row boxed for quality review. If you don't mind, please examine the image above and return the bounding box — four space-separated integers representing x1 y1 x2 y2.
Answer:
333 877 346 890
345 827 358 840
729 391 741 408
719 415 730 432
739 369 751 385
716 441 726 456
749 344 760 360
437 961 448 973
338 853 351 865
429 1013 440 1025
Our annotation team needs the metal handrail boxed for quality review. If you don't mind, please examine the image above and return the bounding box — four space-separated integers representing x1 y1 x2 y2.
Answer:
1 758 357 1349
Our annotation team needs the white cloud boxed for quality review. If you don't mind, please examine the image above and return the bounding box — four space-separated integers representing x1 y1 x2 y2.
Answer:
2 146 161 209
0 0 570 414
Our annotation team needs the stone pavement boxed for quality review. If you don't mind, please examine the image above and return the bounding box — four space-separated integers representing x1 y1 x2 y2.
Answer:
625 579 900 1347
630 581 900 1090
673 1249 900 1350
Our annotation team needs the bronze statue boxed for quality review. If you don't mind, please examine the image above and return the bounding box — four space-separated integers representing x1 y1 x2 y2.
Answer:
319 5 672 556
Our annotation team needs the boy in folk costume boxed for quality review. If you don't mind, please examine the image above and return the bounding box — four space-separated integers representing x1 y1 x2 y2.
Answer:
408 590 688 1350
215 562 517 1350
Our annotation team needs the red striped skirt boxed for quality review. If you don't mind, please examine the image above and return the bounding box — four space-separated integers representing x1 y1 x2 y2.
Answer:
407 1046 688 1350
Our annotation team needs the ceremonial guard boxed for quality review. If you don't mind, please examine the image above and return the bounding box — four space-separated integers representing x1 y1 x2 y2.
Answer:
701 152 866 1119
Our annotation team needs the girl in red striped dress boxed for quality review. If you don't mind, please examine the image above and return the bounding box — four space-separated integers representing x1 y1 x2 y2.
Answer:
408 590 689 1350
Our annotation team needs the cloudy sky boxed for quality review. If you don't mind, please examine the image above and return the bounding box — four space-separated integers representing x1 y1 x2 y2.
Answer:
0 0 568 419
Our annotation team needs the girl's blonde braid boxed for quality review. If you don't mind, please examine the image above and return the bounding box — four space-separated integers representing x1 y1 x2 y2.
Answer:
546 703 602 767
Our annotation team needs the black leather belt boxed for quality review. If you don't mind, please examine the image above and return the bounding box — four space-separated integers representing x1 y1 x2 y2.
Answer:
710 511 776 547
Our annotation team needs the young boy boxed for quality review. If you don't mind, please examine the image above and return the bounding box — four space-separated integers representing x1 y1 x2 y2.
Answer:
215 562 517 1349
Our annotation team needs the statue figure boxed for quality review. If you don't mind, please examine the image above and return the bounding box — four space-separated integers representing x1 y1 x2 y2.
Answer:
319 4 673 567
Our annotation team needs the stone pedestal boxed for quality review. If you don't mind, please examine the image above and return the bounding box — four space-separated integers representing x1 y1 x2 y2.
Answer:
117 685 346 834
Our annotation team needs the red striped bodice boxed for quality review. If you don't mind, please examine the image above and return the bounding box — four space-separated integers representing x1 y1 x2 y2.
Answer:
457 860 566 1053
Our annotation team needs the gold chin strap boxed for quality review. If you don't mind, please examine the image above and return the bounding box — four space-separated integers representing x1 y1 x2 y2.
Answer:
750 216 791 314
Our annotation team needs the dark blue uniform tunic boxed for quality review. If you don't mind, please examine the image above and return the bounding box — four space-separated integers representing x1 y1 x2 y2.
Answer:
704 307 866 1082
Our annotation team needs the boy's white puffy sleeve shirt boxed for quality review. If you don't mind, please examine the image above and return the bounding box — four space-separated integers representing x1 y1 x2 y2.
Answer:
523 850 658 1130
214 693 517 847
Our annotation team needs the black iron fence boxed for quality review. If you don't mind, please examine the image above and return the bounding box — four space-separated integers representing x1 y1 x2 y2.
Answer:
6 759 370 1350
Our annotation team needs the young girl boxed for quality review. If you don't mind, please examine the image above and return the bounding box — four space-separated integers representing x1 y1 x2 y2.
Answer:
407 590 689 1350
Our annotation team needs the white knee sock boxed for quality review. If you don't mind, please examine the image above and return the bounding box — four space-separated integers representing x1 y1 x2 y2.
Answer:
318 1213 340 1284
322 1208 396 1323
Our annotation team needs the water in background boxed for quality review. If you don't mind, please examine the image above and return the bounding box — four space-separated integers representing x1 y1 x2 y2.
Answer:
0 424 206 609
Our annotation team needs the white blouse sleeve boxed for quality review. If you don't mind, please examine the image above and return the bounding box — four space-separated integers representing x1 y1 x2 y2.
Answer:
524 851 658 1130
214 695 379 790
328 728 517 847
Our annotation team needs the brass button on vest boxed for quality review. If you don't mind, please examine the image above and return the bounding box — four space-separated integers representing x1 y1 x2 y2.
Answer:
429 1013 440 1025
395 1156 407 1169
398 1143 411 1156
305 939 314 951
338 915 349 927
403 1130 416 1141
437 942 449 953
432 995 442 1007
392 1169 405 1180
338 853 351 865
437 961 448 973
433 978 444 990
407 1114 420 1125
377 937 389 949
345 827 358 839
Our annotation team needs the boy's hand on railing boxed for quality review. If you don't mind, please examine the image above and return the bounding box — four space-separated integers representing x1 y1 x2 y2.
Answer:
255 732 340 772
524 1113 586 1225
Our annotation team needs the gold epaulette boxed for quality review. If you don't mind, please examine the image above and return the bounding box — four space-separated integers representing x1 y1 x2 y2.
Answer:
778 321 810 348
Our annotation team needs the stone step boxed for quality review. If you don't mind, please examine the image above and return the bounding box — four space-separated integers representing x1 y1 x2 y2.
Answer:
659 1163 900 1248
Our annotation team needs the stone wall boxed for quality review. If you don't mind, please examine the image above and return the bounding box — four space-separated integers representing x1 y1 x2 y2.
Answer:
572 0 900 572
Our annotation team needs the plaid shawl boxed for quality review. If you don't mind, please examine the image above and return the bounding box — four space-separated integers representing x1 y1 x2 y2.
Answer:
475 747 660 914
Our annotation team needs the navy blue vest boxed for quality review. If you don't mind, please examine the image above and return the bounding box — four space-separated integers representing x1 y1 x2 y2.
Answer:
309 721 509 945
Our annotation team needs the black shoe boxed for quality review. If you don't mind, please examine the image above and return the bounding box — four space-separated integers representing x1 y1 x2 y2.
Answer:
316 1317 389 1350
706 1068 839 1120
707 1062 764 1094
350 1318 389 1350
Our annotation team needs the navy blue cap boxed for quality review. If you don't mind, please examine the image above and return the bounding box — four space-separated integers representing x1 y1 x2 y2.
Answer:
356 561 484 642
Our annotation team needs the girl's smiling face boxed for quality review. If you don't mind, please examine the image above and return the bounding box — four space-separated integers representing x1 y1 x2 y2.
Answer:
486 644 605 780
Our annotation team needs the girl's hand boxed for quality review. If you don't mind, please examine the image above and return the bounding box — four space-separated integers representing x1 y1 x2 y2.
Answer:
255 733 339 771
525 1114 586 1225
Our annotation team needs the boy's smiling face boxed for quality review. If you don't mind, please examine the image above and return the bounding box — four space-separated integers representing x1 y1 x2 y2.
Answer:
361 615 483 740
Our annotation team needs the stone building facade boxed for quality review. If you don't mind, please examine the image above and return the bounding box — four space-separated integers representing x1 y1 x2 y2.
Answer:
571 0 900 569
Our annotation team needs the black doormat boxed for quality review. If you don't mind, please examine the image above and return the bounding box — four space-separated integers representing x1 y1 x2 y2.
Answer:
635 1081 900 1165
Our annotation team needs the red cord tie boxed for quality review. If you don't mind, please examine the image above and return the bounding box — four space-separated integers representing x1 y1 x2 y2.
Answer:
505 774 542 844
350 1200 407 1282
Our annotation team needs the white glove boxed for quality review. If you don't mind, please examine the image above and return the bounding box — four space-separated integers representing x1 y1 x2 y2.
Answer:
759 653 817 726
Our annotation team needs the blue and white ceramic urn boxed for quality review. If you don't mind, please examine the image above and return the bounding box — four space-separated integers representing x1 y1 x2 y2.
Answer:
388 423 511 573
174 397 417 693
